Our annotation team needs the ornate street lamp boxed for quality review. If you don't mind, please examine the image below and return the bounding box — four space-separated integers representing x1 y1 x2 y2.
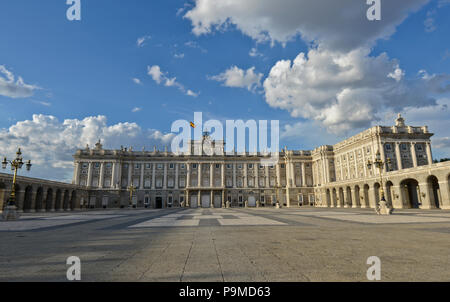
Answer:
2 148 32 220
367 150 392 215
127 184 136 208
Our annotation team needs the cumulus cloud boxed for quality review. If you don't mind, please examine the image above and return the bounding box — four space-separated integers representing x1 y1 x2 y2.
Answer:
263 47 449 134
185 0 429 51
131 107 142 112
210 66 263 92
0 65 40 99
147 65 199 97
0 115 175 182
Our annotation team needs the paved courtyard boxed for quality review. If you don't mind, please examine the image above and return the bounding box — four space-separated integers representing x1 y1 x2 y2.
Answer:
1 207 450 281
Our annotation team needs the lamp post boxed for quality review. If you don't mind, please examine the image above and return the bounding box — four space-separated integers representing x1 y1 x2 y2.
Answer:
367 150 392 215
2 148 32 220
127 184 136 208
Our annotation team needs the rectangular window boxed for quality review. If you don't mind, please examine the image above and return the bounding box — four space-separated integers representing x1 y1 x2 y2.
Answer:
157 163 163 169
145 163 151 169
385 144 392 151
192 163 198 169
144 179 151 188
226 164 232 169
248 164 253 169
169 163 174 169
215 163 220 169
280 164 285 168
180 164 186 169
238 164 243 169
135 164 140 169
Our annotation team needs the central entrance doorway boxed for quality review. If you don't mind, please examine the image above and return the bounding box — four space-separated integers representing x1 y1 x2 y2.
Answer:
201 194 211 208
155 197 163 209
190 195 198 208
248 195 256 207
214 194 222 208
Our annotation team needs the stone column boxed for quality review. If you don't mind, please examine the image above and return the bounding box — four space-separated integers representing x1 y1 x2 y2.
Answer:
418 182 432 209
301 162 306 187
186 190 190 207
426 142 433 165
198 190 201 208
186 164 191 188
265 165 270 188
163 163 167 189
198 163 202 188
438 180 450 209
86 162 93 187
222 190 225 208
111 162 117 188
210 163 214 187
118 163 123 189
221 163 225 187
151 163 156 190
244 163 248 188
29 189 37 213
276 163 281 186
127 163 132 188
369 187 377 209
233 163 237 188
210 190 214 208
255 163 259 188
50 191 57 212
140 163 145 189
411 143 418 168
175 163 179 189
285 160 291 207
99 162 105 189
395 142 403 170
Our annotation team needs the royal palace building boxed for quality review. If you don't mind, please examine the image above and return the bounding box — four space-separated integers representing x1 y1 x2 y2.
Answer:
71 114 450 210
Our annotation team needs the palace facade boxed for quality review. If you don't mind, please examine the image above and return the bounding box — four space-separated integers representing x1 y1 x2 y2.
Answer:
71 114 450 210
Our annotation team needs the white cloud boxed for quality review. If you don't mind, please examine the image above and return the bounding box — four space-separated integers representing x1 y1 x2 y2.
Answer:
184 40 207 53
131 107 142 112
174 53 185 59
263 47 448 134
147 65 199 97
249 47 263 58
147 65 163 84
0 65 40 99
210 66 263 92
137 35 151 47
185 0 429 51
132 78 142 85
0 115 175 182
186 89 199 97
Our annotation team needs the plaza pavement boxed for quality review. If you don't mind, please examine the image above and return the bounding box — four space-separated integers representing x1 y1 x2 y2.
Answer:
1 207 450 282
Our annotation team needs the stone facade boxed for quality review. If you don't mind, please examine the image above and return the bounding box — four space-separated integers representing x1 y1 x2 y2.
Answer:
0 173 86 213
71 115 450 210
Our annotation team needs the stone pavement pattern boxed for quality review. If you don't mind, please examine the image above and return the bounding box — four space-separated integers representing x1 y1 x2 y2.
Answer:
1 207 450 281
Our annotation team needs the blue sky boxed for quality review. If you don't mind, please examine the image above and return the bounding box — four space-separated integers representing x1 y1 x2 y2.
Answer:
0 0 449 181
